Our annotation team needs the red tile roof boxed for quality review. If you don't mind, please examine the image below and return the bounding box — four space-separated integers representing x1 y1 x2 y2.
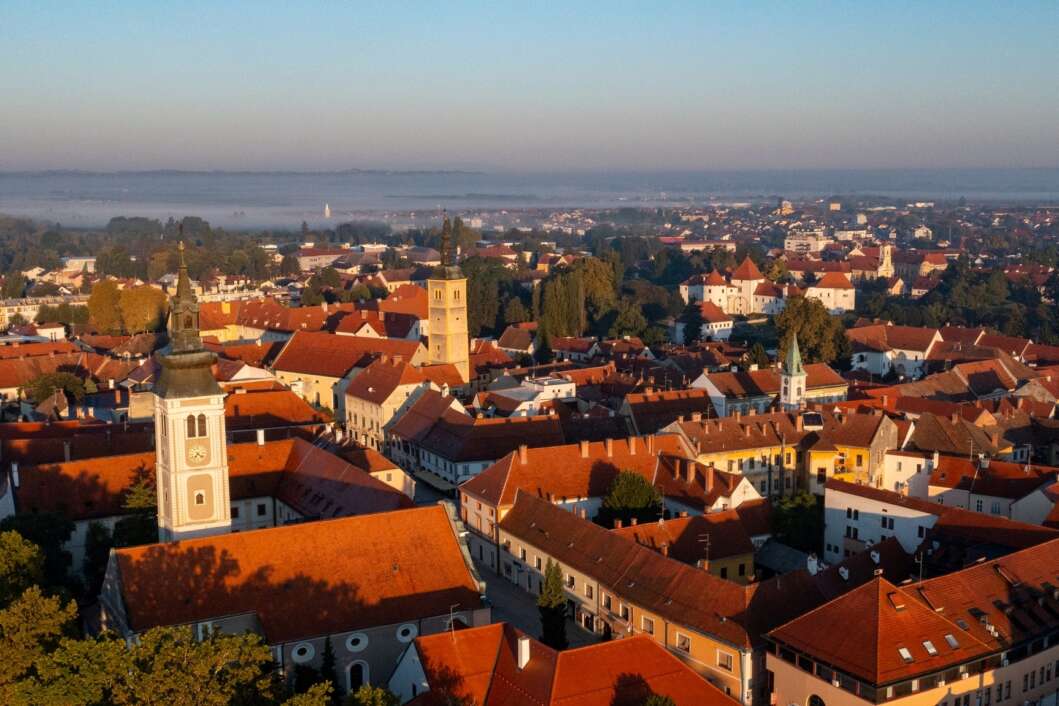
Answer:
224 388 332 430
730 256 764 281
272 330 422 379
412 623 735 706
812 271 854 289
114 505 481 642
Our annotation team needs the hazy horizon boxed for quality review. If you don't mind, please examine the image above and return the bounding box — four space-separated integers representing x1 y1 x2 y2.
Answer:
3 2 1057 172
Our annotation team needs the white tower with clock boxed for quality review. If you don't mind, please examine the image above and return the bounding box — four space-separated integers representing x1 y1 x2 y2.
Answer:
154 242 231 542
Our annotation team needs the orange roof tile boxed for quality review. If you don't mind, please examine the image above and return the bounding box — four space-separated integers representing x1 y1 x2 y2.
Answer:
114 505 482 642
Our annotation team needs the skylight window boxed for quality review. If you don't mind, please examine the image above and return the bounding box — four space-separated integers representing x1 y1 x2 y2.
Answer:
898 647 913 663
945 634 959 649
923 640 938 656
955 618 970 630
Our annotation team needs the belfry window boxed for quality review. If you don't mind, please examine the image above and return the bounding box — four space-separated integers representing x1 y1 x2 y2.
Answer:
194 491 206 506
187 414 208 438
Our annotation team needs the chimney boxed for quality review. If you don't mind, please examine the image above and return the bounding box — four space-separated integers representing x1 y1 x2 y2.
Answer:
256 428 265 446
517 635 531 670
579 440 589 458
691 412 702 422
661 542 669 557
677 414 685 423
743 424 751 438
614 519 623 529
320 301 327 312
806 554 819 575
646 434 654 453
989 430 1001 448
881 395 889 407
685 460 695 484
678 510 688 518
10 462 19 488
628 436 637 455
518 444 528 464
950 412 959 424
63 440 71 462
604 438 613 457
795 414 804 432
630 517 638 526
734 409 741 421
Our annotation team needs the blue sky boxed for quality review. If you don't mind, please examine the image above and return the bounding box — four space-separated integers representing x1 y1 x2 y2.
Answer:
1 1 1057 171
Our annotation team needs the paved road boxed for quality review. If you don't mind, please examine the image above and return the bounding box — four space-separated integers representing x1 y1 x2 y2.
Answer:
472 559 599 648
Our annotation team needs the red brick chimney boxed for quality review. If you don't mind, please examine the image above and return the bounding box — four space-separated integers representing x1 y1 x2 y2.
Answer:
579 440 590 458
518 444 528 464
604 438 613 457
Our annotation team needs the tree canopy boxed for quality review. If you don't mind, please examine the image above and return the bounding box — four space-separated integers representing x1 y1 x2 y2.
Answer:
597 471 663 528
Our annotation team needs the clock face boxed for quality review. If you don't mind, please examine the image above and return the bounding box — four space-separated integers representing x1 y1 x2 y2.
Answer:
187 443 209 465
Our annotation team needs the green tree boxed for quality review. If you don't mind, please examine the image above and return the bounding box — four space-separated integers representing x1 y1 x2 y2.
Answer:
112 475 158 548
643 695 678 706
537 559 568 650
288 682 335 706
775 296 849 365
344 685 400 706
2 273 27 299
280 253 301 276
87 279 123 333
0 585 78 701
608 298 648 338
598 471 663 527
0 513 75 592
0 531 44 610
678 301 705 345
82 523 113 599
319 637 337 702
747 342 771 369
772 492 823 554
23 372 86 404
502 296 530 326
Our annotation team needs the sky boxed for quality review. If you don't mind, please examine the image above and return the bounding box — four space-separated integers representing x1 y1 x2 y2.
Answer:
1 1 1057 172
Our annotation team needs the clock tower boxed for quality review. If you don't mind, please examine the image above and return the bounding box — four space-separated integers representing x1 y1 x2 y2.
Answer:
154 242 231 542
427 216 470 382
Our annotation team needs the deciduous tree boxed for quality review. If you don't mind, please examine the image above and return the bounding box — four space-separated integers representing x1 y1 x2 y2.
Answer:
537 559 568 650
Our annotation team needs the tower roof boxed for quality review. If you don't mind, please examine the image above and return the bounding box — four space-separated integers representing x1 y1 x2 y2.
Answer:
731 256 764 281
175 240 193 302
784 333 805 376
433 214 464 280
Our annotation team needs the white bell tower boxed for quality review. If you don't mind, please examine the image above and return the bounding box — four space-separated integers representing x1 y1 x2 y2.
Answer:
780 333 807 411
154 242 231 542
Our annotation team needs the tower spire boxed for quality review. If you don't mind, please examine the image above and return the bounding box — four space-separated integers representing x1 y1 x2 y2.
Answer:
440 212 453 268
785 332 804 376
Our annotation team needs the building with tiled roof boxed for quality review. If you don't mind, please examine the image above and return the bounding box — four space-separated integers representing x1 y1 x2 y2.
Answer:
101 505 489 693
391 622 737 706
804 272 856 314
848 324 942 379
496 322 537 358
223 387 332 441
333 309 420 340
271 330 425 414
550 336 600 362
822 479 1058 565
767 536 1059 706
620 388 717 434
693 363 848 417
611 510 756 583
344 356 436 450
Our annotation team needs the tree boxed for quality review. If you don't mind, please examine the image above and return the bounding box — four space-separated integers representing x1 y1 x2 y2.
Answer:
112 475 158 548
772 492 823 554
0 531 43 610
23 372 86 404
598 471 663 528
87 279 123 333
0 513 74 593
344 685 400 706
280 254 301 277
0 586 78 701
643 695 677 706
319 637 337 702
747 342 771 369
775 296 849 365
288 682 335 706
118 285 168 334
502 296 530 326
608 298 648 338
678 301 705 345
2 273 27 299
537 559 568 650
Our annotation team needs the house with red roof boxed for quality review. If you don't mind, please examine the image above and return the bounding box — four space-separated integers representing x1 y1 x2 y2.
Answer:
344 356 438 451
805 272 856 313
390 621 737 706
101 505 489 695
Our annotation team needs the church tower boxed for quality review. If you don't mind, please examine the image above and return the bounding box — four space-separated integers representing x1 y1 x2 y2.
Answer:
427 216 470 382
154 242 231 542
780 332 807 410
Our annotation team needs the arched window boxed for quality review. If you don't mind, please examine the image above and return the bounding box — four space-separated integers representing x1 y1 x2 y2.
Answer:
194 491 206 506
186 415 197 437
347 661 368 690
184 315 194 329
197 414 207 437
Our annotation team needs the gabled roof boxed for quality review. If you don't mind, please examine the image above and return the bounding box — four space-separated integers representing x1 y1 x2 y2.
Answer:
810 271 854 289
624 388 717 434
730 256 764 281
114 505 481 642
461 435 688 508
612 510 754 563
345 357 427 405
411 623 736 706
272 330 422 379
